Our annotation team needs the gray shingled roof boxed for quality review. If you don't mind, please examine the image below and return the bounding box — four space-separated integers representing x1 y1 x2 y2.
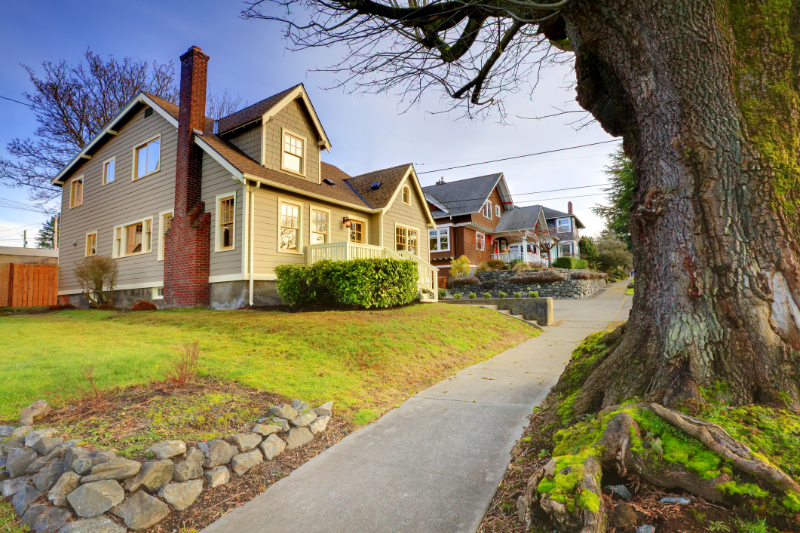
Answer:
539 205 586 229
495 205 543 232
421 174 502 218
216 85 301 133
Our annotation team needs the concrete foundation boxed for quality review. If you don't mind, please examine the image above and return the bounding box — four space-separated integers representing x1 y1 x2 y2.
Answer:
444 297 554 326
209 281 282 310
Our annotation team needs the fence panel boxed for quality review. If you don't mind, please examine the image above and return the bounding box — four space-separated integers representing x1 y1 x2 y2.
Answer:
2 264 59 307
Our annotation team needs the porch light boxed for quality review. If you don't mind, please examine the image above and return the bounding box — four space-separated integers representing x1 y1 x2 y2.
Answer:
342 216 352 228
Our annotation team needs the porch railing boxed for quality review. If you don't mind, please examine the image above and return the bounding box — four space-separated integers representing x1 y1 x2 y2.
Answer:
491 251 546 267
307 241 438 302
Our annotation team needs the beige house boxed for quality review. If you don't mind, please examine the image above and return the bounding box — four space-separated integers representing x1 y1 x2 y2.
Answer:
51 47 437 309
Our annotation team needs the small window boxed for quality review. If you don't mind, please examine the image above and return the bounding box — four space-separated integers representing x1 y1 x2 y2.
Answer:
283 133 304 174
134 137 161 179
557 218 571 232
152 287 164 300
402 187 410 205
115 227 122 257
429 228 450 252
310 209 328 245
279 201 300 252
219 196 235 250
396 226 418 255
476 232 486 251
482 201 492 219
103 158 115 184
85 233 97 257
159 212 173 260
70 178 83 208
495 204 501 217
349 220 364 243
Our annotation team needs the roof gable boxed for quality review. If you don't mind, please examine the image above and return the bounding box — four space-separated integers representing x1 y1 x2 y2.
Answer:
495 205 547 233
540 206 586 229
421 173 513 218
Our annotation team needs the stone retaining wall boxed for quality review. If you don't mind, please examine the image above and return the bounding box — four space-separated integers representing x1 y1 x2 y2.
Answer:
455 269 606 300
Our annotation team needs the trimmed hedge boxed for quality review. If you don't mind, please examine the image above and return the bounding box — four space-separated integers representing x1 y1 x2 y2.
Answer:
553 257 588 269
275 258 419 309
508 270 567 284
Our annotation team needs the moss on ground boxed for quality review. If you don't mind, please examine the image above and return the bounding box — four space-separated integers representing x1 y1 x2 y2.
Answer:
0 501 25 533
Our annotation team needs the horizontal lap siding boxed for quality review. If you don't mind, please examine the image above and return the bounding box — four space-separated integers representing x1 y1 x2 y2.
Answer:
382 180 431 262
59 108 177 294
202 153 243 277
251 187 375 275
262 100 321 184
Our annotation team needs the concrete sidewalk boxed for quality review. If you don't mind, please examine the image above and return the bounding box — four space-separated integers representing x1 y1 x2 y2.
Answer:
202 282 632 533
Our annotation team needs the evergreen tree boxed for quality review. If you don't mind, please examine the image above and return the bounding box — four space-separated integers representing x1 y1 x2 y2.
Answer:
593 148 634 249
36 215 59 249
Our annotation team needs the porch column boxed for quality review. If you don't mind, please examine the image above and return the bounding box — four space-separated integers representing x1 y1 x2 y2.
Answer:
521 236 527 263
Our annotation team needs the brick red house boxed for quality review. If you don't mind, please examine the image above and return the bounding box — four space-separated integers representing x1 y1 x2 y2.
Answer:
51 47 437 309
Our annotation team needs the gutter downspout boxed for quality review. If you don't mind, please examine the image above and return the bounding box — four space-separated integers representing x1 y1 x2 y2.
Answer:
248 181 260 306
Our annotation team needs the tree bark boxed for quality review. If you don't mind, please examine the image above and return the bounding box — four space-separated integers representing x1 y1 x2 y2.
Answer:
557 0 800 412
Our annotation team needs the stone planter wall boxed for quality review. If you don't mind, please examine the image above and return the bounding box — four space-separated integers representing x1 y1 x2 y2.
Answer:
452 269 606 300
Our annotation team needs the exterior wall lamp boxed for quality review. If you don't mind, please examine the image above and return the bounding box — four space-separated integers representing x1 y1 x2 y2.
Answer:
342 217 352 228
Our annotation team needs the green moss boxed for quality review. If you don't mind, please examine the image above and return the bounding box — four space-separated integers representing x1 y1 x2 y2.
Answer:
717 481 770 498
578 489 601 513
782 491 800 512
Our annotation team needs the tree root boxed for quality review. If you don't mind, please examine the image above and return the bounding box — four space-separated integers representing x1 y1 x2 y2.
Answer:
517 403 800 532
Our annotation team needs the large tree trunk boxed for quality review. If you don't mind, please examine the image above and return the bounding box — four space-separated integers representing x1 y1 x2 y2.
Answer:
560 0 800 411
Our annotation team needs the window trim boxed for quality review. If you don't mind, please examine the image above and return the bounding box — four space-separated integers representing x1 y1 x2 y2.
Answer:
111 216 154 258
429 227 450 253
557 217 572 232
395 223 421 256
69 175 84 209
102 156 116 185
280 128 307 177
476 231 486 251
85 231 98 257
131 134 162 181
495 204 501 217
402 186 410 205
309 205 330 246
277 197 304 254
158 210 173 261
346 214 368 244
152 287 164 300
482 200 492 219
215 192 237 252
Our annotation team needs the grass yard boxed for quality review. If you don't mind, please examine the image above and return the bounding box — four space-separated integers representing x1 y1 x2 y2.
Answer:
0 304 536 424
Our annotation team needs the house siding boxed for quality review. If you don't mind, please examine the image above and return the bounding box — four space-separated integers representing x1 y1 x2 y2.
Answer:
225 124 262 162
201 152 243 278
59 107 177 295
262 99 321 184
382 179 431 261
469 186 505 230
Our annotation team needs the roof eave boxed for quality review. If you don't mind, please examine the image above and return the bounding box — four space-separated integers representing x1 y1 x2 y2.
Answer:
259 85 332 150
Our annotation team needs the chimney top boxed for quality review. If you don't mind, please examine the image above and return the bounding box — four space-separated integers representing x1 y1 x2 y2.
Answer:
568 201 573 215
436 177 446 185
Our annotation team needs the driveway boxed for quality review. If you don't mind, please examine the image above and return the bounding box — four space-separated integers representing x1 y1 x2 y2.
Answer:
202 281 632 533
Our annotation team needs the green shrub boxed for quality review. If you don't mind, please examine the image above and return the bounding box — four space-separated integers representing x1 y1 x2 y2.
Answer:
513 292 522 298
553 257 588 269
468 293 477 299
486 260 505 270
453 293 463 299
276 258 418 309
612 267 628 279
529 291 539 298
450 255 471 278
499 292 508 299
438 288 447 300
483 292 492 299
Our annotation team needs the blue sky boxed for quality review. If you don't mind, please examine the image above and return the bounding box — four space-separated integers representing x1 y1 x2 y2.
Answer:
0 0 618 246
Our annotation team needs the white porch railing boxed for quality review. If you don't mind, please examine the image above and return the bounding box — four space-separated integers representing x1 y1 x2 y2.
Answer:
307 241 438 302
492 251 547 267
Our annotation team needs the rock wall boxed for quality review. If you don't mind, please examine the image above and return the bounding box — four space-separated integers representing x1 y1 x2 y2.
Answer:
466 269 607 299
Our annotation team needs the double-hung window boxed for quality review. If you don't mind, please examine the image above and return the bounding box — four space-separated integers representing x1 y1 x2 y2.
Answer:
134 136 161 179
70 177 83 208
482 201 492 219
218 195 235 251
310 209 328 244
429 228 450 252
476 232 486 251
279 201 301 252
283 132 304 174
560 243 573 257
396 226 418 255
103 158 115 184
495 204 501 217
113 218 152 258
85 233 97 256
557 218 571 233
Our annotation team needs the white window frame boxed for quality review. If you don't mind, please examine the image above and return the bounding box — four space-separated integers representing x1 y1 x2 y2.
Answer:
560 242 574 257
495 204 501 217
278 197 303 254
158 210 173 261
132 134 162 181
152 287 164 300
102 156 116 185
111 216 154 258
429 227 450 252
482 200 492 219
69 175 84 209
557 218 572 232
347 214 368 244
280 128 307 177
476 231 486 251
85 231 98 257
215 192 237 252
309 206 330 245
395 224 420 256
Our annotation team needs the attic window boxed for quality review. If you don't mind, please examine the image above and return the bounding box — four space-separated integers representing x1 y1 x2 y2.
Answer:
144 108 153 118
371 181 381 190
323 178 335 186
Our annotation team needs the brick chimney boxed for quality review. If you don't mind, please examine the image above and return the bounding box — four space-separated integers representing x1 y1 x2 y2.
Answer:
164 46 212 308
568 201 573 215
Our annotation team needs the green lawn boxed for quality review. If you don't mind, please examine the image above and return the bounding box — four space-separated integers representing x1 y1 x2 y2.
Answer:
0 304 536 423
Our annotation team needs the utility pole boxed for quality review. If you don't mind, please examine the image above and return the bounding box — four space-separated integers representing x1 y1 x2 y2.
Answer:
54 216 59 249
23 230 27 248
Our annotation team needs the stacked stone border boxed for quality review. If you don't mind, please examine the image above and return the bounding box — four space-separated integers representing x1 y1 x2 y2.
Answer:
0 398 333 532
450 269 608 300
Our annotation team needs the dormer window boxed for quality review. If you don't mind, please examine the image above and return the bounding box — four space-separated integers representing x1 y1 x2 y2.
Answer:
282 132 304 174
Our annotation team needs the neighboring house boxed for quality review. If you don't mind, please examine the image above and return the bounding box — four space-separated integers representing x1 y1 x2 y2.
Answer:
422 175 584 281
51 46 437 309
0 247 58 267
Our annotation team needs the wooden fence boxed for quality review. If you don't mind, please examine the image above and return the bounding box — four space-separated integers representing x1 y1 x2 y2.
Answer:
0 264 59 307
